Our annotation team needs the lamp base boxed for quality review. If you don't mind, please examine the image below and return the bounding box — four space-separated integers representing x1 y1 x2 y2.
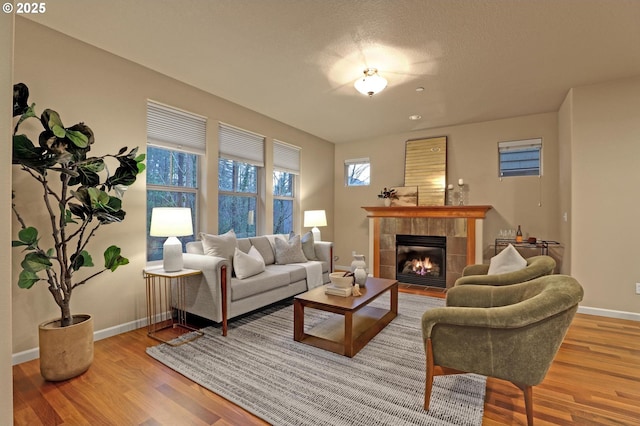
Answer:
311 226 322 242
163 236 184 272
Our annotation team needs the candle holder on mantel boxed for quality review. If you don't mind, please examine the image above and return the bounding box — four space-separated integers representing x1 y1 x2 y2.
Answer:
447 184 455 206
457 180 466 205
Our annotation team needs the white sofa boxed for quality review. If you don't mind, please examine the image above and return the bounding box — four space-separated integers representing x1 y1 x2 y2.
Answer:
181 234 333 335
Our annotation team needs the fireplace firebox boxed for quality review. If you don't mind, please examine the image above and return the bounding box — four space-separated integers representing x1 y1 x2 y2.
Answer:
396 235 446 288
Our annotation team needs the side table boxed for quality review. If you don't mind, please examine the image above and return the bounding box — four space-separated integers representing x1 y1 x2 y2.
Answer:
143 266 204 346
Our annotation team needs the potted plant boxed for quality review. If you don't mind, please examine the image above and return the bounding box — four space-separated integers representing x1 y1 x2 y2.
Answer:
11 83 145 381
377 187 397 206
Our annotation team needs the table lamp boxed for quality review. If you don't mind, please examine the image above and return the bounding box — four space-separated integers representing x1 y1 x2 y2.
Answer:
150 207 193 272
303 210 327 241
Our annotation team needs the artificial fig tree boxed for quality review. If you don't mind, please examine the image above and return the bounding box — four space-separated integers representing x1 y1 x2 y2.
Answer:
11 83 145 327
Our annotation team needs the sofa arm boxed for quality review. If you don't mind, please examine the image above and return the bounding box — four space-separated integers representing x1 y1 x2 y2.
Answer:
182 253 230 326
314 241 333 271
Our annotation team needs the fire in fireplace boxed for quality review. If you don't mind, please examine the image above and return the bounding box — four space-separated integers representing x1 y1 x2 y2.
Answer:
396 235 446 287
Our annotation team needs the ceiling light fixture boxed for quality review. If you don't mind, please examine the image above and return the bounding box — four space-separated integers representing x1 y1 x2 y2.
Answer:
354 68 387 97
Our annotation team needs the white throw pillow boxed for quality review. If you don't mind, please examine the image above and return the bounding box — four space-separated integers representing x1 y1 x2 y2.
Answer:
200 229 237 262
274 234 308 264
233 246 265 279
488 244 527 275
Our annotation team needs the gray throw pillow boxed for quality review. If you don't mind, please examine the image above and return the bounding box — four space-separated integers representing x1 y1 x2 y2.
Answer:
200 229 237 262
299 231 317 260
275 234 308 264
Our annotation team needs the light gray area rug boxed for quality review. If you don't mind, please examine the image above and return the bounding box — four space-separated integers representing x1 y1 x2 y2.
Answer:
146 292 486 426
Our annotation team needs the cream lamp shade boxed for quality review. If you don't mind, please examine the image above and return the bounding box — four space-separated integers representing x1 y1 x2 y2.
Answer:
354 68 388 97
303 210 327 242
150 207 193 272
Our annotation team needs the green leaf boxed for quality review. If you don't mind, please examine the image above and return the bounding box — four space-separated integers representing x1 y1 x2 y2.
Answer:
71 250 94 271
16 227 38 248
52 124 66 138
21 252 52 272
64 209 78 224
104 245 129 272
65 129 89 148
41 109 64 132
46 248 55 257
18 270 40 289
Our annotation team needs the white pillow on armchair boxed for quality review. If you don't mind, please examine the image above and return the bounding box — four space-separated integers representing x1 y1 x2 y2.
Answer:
488 244 527 275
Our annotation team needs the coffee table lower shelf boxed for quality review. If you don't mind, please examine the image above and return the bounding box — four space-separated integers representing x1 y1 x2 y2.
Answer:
297 305 395 357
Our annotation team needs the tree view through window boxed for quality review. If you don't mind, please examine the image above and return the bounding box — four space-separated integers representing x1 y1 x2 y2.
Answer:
146 146 198 261
218 158 258 237
273 171 294 234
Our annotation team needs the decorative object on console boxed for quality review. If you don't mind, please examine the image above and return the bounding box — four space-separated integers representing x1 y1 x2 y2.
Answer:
354 68 387 97
404 136 447 206
303 209 327 241
351 254 368 285
389 186 418 206
150 207 194 272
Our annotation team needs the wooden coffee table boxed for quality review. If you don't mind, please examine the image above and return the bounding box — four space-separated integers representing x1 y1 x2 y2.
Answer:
293 277 398 357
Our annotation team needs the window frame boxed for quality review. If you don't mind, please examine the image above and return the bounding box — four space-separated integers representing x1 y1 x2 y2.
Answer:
217 158 260 237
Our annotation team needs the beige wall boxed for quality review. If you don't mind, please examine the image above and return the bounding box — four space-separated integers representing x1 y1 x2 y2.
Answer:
558 90 573 274
568 75 640 313
12 18 334 354
334 113 560 269
1 9 15 425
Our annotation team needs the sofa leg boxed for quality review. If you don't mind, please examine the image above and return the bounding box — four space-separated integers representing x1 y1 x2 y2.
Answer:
221 265 228 336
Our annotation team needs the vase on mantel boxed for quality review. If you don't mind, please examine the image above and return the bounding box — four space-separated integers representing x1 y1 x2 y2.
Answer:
383 198 391 207
351 254 368 285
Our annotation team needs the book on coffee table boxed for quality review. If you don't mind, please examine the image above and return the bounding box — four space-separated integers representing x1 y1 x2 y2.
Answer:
324 285 352 297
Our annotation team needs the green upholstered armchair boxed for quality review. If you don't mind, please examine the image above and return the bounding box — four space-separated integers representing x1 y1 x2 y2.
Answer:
454 255 556 287
421 275 583 426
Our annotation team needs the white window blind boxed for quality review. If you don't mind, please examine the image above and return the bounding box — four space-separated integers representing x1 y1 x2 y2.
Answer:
273 140 301 175
219 123 265 167
147 101 206 154
498 138 542 177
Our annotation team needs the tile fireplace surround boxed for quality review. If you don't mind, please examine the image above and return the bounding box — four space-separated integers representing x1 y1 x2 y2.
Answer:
362 206 492 288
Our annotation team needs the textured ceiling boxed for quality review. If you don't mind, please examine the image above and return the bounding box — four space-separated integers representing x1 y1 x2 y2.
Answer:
25 0 640 143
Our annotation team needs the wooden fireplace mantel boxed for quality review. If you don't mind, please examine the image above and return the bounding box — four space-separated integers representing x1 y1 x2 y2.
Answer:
362 205 492 219
362 205 492 279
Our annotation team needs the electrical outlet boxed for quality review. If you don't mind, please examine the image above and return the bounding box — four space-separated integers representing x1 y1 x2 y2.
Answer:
636 283 640 295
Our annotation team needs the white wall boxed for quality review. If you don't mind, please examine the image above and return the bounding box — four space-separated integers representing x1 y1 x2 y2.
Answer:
1 9 15 425
569 75 640 313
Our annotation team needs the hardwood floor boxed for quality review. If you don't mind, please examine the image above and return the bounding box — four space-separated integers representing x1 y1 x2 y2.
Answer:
13 284 640 425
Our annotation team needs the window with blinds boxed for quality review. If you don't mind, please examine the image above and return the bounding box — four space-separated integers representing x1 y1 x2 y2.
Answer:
146 101 205 261
218 123 265 237
498 138 542 178
273 141 300 234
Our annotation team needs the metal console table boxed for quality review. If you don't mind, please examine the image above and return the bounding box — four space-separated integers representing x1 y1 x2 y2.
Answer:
494 239 560 256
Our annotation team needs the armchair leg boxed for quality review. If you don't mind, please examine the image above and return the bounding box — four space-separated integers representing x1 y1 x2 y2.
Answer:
515 382 534 426
424 339 435 410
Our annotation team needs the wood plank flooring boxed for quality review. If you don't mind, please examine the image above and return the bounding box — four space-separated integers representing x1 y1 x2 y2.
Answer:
13 284 640 425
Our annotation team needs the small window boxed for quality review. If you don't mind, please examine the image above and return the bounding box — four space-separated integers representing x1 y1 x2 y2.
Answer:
498 138 542 178
345 158 370 186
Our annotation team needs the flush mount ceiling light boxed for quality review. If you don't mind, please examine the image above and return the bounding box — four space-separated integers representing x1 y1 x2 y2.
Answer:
354 68 388 97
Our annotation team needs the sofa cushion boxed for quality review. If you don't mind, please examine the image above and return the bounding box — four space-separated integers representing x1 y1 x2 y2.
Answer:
200 229 237 262
230 268 291 301
233 246 266 279
488 244 527 275
249 236 276 265
268 263 307 283
274 234 307 264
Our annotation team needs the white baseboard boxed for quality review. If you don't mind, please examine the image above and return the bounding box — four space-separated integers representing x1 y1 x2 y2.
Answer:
578 305 640 322
12 316 151 366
